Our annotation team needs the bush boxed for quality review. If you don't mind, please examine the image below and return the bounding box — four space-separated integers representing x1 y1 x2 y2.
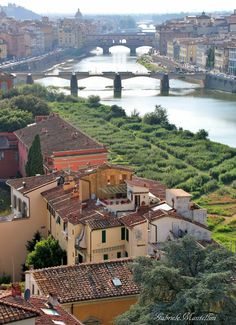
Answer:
0 273 11 284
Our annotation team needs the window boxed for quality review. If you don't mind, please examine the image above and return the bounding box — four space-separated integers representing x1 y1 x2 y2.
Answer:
102 230 106 243
0 151 4 160
121 227 126 240
125 251 128 257
126 229 129 242
63 222 68 232
18 198 22 212
13 195 17 209
117 252 121 258
103 254 108 260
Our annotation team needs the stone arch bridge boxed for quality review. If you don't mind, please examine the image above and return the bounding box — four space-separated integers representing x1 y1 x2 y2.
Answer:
86 32 156 54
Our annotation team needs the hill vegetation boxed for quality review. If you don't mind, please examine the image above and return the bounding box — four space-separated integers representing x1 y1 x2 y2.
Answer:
0 85 235 249
1 3 41 20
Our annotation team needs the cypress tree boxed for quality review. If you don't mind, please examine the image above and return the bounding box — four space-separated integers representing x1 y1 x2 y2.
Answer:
25 134 44 176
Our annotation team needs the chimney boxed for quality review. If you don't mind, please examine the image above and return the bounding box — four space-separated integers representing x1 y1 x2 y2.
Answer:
22 181 26 188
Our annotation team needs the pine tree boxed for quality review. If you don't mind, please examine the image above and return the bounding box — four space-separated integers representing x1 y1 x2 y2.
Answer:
25 134 44 176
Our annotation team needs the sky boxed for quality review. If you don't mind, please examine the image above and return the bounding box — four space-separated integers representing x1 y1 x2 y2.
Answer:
1 0 236 15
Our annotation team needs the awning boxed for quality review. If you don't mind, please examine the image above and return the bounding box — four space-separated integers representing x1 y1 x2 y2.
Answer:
100 184 127 195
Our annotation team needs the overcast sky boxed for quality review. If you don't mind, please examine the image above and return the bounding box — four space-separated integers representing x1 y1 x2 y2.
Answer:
1 0 235 15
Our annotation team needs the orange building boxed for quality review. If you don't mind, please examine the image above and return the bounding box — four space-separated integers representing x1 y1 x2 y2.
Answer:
25 259 139 325
14 114 108 176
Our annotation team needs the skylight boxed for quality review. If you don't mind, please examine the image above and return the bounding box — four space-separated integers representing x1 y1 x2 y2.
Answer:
52 321 66 325
112 277 122 286
41 308 60 316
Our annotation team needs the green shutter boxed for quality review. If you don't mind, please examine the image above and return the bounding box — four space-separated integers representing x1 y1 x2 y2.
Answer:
103 254 108 260
126 229 129 242
102 230 106 243
121 227 126 240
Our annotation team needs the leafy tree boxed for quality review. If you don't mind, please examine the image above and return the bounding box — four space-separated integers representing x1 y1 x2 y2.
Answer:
26 231 42 252
107 105 126 120
25 134 44 176
206 47 215 70
142 105 169 126
116 236 236 325
87 95 101 107
26 235 66 269
195 129 209 140
0 109 33 132
10 95 50 116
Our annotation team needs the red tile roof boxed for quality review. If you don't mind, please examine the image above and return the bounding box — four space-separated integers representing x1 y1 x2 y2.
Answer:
126 176 166 201
0 293 83 324
77 163 133 178
14 114 107 155
0 295 39 324
119 209 147 227
27 259 140 304
87 216 122 230
7 172 60 194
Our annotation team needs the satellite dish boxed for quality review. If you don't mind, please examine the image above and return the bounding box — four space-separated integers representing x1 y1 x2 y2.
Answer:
24 289 31 301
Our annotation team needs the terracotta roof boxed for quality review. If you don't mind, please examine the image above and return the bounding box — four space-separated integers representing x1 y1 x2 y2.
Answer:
42 184 124 227
0 295 39 324
31 296 83 325
14 114 107 155
146 209 210 231
0 293 82 325
77 163 133 178
119 209 147 227
27 259 140 304
87 216 122 230
126 176 166 201
7 172 60 194
167 189 192 197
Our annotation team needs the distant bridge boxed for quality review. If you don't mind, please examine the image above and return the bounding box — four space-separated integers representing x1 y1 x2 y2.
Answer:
13 71 206 97
85 32 156 54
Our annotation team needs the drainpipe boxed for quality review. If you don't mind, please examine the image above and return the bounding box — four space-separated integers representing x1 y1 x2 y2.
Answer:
90 229 92 262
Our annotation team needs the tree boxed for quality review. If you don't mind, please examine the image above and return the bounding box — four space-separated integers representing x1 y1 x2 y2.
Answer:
25 134 44 177
0 108 33 132
142 105 169 126
195 129 209 140
87 95 101 108
26 231 42 252
26 235 66 269
116 236 236 325
10 94 50 116
206 47 215 70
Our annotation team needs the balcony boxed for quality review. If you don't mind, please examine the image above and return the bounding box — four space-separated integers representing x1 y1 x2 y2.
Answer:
99 198 134 214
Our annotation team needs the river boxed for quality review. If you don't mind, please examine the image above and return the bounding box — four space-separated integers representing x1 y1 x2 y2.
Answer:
38 46 236 148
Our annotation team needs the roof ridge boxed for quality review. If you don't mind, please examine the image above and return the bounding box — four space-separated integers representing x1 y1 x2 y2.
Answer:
0 298 39 315
26 257 133 273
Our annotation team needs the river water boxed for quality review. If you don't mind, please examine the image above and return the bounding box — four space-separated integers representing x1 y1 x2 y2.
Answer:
38 46 236 148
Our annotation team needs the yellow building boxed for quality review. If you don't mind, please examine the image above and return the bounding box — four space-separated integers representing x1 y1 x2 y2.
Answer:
0 174 59 280
25 259 140 325
178 39 198 64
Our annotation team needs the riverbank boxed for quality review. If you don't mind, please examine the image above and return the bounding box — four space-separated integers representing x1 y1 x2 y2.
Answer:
4 47 95 73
